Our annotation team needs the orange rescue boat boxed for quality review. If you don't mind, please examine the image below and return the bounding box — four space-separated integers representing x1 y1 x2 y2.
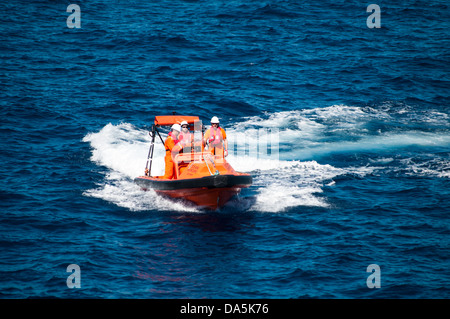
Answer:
134 115 252 210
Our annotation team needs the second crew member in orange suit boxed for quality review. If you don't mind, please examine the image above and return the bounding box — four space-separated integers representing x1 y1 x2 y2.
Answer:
203 116 228 158
162 124 182 179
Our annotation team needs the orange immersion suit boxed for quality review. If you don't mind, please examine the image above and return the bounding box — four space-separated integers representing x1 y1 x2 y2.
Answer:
204 126 227 157
162 133 182 179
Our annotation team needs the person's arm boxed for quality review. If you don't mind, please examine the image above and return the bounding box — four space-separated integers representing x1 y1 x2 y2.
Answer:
164 137 173 151
172 144 182 157
222 128 228 156
203 129 209 147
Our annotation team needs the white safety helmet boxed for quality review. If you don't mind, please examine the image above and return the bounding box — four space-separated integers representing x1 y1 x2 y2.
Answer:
180 120 188 127
211 116 219 124
171 124 181 132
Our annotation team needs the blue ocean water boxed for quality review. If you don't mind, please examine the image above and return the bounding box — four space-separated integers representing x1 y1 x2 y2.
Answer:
1 0 449 299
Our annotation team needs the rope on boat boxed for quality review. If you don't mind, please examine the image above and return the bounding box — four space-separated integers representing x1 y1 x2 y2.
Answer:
203 153 220 176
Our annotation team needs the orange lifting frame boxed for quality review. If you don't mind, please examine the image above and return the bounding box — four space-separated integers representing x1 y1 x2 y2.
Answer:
154 115 200 126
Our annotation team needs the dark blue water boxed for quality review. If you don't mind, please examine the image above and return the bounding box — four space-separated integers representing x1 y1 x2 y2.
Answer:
1 0 449 298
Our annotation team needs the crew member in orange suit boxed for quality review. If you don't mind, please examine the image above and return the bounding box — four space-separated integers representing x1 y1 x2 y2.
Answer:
162 124 182 179
178 120 194 150
203 116 228 157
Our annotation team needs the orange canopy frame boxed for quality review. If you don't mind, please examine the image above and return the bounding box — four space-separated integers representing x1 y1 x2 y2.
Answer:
145 115 202 177
154 115 200 126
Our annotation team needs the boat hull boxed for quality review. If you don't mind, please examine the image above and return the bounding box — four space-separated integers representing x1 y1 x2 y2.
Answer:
156 187 242 210
134 174 252 210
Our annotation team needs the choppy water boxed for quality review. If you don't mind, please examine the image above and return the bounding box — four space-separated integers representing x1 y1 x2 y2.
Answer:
1 0 449 298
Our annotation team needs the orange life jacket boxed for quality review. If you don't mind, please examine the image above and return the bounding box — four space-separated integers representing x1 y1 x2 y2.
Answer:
178 131 193 147
167 131 179 145
165 134 181 159
208 127 224 147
